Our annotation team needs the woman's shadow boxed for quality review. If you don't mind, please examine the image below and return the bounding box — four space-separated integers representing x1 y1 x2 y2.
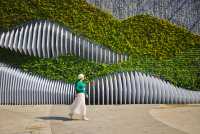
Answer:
37 116 72 121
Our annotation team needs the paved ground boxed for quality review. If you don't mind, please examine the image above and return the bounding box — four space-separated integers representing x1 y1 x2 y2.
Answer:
0 104 200 134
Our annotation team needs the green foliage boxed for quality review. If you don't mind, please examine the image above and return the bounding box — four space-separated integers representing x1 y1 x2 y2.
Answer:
0 0 200 90
120 15 197 58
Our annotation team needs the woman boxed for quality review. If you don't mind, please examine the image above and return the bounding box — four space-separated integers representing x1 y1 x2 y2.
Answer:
69 74 89 121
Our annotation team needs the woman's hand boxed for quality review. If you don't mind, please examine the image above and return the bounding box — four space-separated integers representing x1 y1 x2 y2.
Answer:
85 94 89 98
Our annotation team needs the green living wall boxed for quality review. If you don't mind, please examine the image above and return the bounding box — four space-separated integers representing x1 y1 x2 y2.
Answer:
0 0 199 90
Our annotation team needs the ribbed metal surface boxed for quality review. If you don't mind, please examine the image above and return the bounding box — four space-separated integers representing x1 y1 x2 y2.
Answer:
0 20 128 64
87 0 200 34
87 72 200 105
0 63 75 105
1 63 200 105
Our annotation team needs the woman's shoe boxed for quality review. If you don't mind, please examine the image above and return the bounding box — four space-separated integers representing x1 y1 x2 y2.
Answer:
82 116 89 121
69 113 73 120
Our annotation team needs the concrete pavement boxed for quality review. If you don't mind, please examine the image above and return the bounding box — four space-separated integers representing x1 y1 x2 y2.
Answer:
0 104 199 134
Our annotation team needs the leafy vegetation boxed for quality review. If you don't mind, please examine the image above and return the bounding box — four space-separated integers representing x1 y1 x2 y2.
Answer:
0 0 199 90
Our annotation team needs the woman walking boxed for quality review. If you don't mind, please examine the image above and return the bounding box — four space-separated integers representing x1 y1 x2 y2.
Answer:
69 74 89 121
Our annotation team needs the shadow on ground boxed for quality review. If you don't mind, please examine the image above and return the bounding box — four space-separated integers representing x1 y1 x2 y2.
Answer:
37 116 72 121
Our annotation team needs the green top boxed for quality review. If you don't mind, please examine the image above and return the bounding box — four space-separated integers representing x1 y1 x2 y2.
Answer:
75 80 86 94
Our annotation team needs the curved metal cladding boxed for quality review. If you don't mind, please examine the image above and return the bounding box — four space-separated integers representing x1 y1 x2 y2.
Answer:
0 20 128 64
1 63 200 105
0 63 75 105
87 72 200 105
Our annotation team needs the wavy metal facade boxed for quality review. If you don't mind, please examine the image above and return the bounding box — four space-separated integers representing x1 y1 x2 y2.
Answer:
87 0 200 34
0 20 128 64
1 63 200 105
87 72 200 105
0 63 75 105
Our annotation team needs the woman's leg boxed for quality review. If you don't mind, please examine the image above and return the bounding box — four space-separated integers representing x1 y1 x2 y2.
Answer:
69 94 82 119
81 94 89 120
82 105 89 120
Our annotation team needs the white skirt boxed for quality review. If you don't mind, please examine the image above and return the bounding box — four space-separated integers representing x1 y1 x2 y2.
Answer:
70 93 86 116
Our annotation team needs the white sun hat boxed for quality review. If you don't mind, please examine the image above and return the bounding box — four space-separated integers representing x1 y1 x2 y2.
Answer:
78 74 85 79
